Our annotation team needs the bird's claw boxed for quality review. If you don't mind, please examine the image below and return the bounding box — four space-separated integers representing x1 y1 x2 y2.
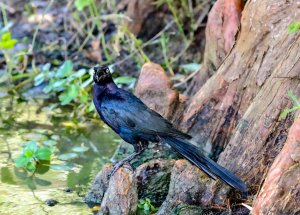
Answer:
109 160 134 178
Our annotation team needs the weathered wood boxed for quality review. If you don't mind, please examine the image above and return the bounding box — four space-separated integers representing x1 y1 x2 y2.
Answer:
252 114 300 215
187 0 244 95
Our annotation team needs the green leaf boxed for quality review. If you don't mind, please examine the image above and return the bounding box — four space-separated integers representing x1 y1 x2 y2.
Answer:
15 155 30 167
26 162 36 172
114 76 136 85
143 203 150 211
43 84 53 94
34 73 45 86
2 32 11 40
68 69 86 81
59 85 80 105
52 79 67 90
72 146 89 153
25 141 38 154
36 148 52 160
87 102 95 112
75 0 93 11
288 91 300 106
0 32 17 49
57 153 78 160
180 63 201 73
24 150 34 158
42 63 51 72
55 60 73 78
288 22 300 34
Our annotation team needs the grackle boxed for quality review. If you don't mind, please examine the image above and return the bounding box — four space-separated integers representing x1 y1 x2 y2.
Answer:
92 65 247 192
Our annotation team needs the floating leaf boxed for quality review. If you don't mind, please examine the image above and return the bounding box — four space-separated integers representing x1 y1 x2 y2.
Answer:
57 153 78 160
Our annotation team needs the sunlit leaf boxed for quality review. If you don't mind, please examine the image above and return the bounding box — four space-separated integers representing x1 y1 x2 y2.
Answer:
57 153 78 160
42 63 51 72
75 0 93 11
288 22 300 34
68 69 86 81
25 141 38 154
0 32 17 49
36 148 52 160
52 79 67 90
59 85 80 105
15 155 30 167
34 73 45 86
55 60 73 78
26 162 36 172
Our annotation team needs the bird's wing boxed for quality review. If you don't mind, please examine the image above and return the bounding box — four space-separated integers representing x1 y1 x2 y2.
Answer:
100 90 191 139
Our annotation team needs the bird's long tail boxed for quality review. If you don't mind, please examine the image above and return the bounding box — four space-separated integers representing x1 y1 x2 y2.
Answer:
160 136 247 192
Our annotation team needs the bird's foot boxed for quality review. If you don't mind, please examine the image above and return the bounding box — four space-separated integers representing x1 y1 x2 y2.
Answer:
109 160 134 177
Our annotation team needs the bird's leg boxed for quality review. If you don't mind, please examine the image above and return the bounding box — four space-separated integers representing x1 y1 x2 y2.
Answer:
109 141 145 177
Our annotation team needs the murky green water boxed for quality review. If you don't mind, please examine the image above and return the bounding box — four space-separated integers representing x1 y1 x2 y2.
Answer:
0 95 119 214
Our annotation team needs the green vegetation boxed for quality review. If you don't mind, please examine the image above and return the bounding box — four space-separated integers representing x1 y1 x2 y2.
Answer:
15 141 51 172
137 198 159 215
288 22 300 34
0 0 206 205
280 91 300 119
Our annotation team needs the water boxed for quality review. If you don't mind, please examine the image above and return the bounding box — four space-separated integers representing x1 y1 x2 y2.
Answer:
0 95 119 214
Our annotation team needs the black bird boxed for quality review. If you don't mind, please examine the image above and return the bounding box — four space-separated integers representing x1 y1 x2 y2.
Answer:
92 65 247 192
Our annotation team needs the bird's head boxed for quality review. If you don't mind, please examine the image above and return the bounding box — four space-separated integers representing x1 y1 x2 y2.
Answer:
93 65 112 84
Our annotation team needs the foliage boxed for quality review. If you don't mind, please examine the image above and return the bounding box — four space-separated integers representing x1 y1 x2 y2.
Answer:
15 141 52 172
75 0 93 11
137 198 159 215
280 91 300 119
288 22 300 34
0 31 17 49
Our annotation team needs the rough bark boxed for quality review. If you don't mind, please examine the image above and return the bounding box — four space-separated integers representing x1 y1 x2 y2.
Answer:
187 0 244 95
99 167 138 215
86 0 300 214
252 114 300 215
